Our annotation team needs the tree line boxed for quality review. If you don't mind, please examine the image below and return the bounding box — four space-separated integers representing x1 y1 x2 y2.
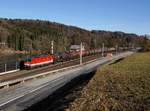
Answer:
0 18 149 53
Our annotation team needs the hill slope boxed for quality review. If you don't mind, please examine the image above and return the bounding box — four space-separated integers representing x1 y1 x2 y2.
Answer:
0 18 147 52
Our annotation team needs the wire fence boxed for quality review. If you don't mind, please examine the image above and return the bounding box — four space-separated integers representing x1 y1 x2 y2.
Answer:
0 61 19 73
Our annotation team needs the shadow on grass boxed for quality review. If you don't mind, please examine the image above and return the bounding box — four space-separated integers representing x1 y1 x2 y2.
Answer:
109 58 124 65
24 71 96 111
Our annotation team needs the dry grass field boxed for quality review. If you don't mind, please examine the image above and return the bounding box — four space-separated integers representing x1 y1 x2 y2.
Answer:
66 52 150 111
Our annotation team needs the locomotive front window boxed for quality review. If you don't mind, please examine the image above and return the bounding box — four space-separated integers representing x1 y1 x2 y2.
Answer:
28 58 32 61
26 58 32 62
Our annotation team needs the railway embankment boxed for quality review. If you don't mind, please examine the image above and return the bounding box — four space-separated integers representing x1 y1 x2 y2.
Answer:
0 51 136 111
65 52 150 111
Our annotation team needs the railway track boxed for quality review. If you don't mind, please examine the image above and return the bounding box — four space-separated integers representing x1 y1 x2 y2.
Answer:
0 55 100 82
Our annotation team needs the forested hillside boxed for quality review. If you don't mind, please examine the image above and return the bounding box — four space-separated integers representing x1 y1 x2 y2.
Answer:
0 18 148 53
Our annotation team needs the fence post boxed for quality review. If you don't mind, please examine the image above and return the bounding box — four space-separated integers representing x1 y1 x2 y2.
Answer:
5 64 7 72
16 62 18 70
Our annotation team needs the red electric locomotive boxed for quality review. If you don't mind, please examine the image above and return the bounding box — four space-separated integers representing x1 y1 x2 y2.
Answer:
24 54 54 68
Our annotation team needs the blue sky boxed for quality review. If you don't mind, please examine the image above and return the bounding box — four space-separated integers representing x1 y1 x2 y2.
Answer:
0 0 149 35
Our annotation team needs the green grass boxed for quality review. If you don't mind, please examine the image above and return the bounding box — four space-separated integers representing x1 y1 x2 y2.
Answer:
67 52 150 111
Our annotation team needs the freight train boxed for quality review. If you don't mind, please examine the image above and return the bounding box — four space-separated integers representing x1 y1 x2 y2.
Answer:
20 47 127 70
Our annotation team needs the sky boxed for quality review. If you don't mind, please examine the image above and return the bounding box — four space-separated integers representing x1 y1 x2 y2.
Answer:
0 0 149 35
